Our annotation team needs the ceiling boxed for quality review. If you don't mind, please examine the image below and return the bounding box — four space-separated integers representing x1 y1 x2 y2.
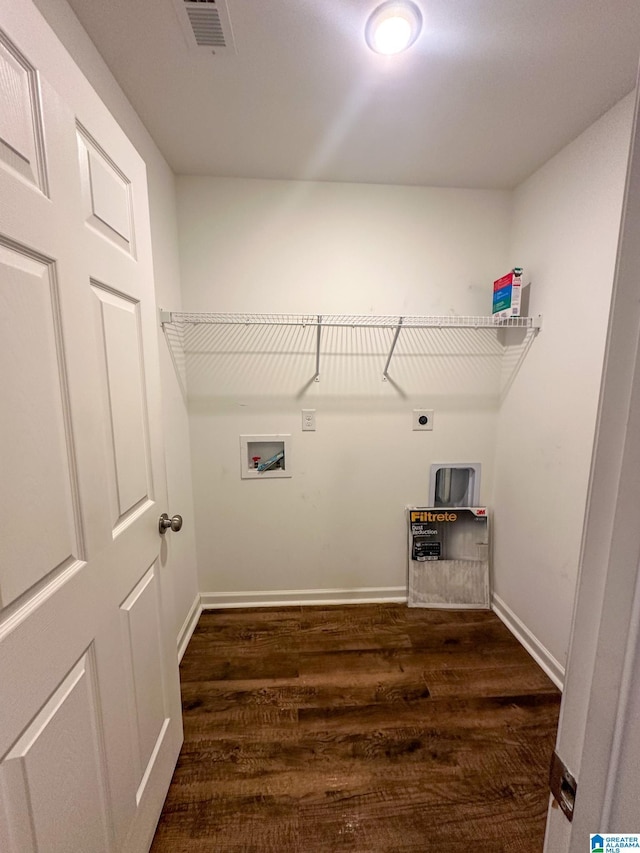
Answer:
64 0 640 189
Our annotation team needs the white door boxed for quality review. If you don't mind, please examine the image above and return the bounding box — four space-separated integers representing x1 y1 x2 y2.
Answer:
544 77 640 849
0 3 182 852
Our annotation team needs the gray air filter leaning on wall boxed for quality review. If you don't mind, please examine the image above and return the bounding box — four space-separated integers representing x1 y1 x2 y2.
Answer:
408 463 489 608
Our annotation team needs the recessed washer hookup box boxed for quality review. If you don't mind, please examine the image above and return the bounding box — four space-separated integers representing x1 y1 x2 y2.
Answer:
408 507 490 609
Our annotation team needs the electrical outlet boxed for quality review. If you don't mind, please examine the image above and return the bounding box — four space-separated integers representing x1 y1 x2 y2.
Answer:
413 409 434 431
302 409 316 431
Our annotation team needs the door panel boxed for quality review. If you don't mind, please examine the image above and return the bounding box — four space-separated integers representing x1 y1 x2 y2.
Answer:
92 284 153 529
0 651 112 853
0 241 83 608
0 32 46 191
0 6 182 852
120 564 169 798
77 125 135 255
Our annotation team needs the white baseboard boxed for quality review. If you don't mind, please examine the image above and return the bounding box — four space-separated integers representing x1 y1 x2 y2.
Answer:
492 593 565 691
177 594 202 663
200 586 408 610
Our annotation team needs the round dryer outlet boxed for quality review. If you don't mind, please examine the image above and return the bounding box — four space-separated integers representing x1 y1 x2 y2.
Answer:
412 409 434 431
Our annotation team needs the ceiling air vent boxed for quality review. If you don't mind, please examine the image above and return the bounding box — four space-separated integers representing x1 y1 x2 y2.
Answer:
173 0 237 55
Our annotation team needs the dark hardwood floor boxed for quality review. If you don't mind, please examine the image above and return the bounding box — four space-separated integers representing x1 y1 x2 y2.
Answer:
151 603 560 852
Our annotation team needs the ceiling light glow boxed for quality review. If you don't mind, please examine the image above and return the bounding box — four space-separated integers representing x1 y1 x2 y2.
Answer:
365 1 423 55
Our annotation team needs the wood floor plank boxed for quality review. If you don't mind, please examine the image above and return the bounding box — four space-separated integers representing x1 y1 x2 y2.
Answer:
297 644 534 679
180 650 300 682
151 603 560 852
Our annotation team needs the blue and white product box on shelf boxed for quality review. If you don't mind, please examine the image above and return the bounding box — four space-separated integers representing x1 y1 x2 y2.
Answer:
492 267 523 318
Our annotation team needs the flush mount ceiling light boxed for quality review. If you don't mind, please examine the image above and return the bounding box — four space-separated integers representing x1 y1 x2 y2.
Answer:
365 1 423 55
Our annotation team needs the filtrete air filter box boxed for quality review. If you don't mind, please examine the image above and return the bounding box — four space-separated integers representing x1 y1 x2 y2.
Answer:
492 267 523 318
407 507 490 609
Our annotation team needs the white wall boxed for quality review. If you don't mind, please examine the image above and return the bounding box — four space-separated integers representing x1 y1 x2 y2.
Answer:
33 0 200 643
176 178 511 601
493 93 634 673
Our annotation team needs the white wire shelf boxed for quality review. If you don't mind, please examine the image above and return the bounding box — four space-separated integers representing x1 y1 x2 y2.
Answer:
160 309 541 396
161 311 539 330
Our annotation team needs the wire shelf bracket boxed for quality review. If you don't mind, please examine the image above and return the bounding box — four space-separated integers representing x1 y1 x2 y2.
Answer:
314 315 322 382
383 316 404 381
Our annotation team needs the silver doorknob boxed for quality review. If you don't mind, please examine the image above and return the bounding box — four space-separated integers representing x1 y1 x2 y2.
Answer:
159 513 183 534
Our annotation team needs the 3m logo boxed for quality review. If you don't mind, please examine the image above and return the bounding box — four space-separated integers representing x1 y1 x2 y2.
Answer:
476 509 486 516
